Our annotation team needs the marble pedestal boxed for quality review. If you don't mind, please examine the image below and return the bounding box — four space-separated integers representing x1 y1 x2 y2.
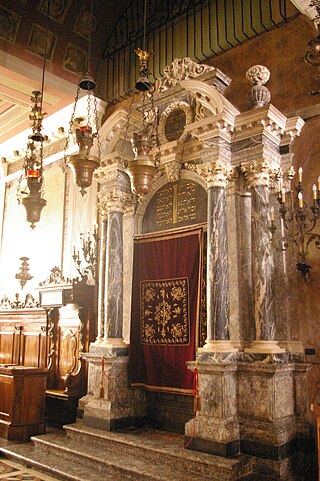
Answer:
238 360 312 480
185 355 240 457
79 344 145 431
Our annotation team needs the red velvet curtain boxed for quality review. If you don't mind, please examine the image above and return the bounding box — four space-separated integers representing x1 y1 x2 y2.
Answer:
129 227 203 394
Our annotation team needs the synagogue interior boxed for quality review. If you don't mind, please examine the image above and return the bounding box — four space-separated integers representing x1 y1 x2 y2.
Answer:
0 0 319 480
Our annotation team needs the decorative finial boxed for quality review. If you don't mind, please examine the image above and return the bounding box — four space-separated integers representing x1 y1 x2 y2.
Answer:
246 65 271 109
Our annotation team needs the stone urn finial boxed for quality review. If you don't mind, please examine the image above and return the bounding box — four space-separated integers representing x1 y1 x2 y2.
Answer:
246 65 271 109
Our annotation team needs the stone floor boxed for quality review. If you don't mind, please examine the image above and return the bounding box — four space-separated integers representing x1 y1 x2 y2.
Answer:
0 458 62 481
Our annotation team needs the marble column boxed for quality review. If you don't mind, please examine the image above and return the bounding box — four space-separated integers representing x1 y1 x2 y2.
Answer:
197 159 237 353
96 217 107 342
185 159 239 458
80 186 144 430
245 164 284 353
207 185 230 341
104 208 124 344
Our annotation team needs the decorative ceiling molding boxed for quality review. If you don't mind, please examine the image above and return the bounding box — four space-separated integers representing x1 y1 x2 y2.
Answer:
290 0 318 21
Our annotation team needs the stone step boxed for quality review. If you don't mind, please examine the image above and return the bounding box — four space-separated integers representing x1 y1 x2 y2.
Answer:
0 424 254 481
64 422 253 480
0 442 113 481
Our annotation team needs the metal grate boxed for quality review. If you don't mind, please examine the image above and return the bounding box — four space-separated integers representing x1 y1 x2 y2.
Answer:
102 0 299 103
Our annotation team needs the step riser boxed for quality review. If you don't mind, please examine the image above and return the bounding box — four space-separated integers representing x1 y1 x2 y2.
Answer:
33 440 171 481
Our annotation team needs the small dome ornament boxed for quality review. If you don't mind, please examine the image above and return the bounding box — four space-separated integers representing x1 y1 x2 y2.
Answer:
246 65 271 109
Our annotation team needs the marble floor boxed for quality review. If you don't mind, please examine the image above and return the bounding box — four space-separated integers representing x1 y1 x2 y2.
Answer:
0 458 62 481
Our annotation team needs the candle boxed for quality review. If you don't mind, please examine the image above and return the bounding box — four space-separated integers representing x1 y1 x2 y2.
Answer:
289 166 295 178
270 207 275 221
318 176 320 192
298 192 303 208
298 167 303 182
27 170 39 178
281 188 286 204
313 184 317 201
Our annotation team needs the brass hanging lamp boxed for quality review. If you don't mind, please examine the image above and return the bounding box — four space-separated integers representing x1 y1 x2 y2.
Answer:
65 0 100 196
126 0 159 197
17 3 50 228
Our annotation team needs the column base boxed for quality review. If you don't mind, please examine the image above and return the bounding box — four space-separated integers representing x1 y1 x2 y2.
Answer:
200 340 239 353
278 340 304 354
100 337 127 349
244 340 285 353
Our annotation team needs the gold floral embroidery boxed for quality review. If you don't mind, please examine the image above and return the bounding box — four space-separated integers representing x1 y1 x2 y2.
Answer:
140 278 189 345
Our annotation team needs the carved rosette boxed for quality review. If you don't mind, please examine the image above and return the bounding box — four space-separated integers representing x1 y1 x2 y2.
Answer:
197 160 233 189
98 190 136 216
246 65 271 109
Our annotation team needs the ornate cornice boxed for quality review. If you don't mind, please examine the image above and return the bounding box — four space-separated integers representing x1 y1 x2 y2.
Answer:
153 57 216 94
234 105 287 145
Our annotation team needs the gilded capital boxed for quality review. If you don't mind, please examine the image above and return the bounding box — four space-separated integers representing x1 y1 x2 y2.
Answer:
197 160 233 188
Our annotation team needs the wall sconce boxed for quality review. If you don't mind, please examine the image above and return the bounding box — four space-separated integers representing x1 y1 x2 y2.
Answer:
15 257 33 290
271 167 320 281
72 225 99 284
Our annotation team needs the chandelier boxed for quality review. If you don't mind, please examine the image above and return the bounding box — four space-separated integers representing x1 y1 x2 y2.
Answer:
270 167 320 281
17 0 50 228
64 0 100 196
125 0 159 197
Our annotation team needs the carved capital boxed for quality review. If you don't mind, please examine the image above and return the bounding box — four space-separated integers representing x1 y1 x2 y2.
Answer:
196 160 233 188
164 160 182 183
98 190 136 216
241 160 272 188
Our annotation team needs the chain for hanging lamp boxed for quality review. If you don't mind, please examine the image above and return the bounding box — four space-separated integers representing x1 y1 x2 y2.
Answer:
64 0 101 196
17 0 50 228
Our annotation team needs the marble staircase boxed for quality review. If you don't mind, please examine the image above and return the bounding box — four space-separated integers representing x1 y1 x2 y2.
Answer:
0 422 256 481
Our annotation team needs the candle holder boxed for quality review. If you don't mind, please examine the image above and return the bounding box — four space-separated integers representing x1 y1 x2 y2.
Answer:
270 167 320 281
72 226 99 284
15 257 33 290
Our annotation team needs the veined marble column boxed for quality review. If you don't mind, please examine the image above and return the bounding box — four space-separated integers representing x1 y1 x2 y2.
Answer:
244 164 284 353
207 185 229 340
104 208 123 343
96 217 107 342
197 160 237 353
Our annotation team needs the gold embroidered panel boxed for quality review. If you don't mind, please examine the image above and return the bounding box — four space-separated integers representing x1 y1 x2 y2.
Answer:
140 278 190 345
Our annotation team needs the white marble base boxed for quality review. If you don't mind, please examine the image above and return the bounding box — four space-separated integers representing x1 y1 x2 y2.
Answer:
99 337 127 349
278 340 305 353
244 340 286 353
200 340 239 353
